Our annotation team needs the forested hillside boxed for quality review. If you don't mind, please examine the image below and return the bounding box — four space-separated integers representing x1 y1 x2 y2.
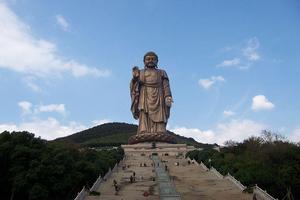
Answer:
54 122 215 149
0 131 123 200
187 131 300 199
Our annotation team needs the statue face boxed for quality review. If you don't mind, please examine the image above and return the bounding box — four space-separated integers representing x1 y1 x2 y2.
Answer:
144 55 158 68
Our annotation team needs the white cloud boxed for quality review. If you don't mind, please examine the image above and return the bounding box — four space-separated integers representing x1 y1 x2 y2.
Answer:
199 79 214 89
55 14 69 31
36 104 66 115
289 129 300 143
18 101 32 115
22 76 42 92
0 3 110 78
252 95 275 111
0 101 112 140
199 76 225 89
243 37 260 61
171 119 266 145
223 110 235 117
0 123 18 132
216 37 261 70
18 101 67 115
0 117 86 140
92 119 111 126
131 120 138 125
171 127 216 144
215 119 266 144
217 58 240 67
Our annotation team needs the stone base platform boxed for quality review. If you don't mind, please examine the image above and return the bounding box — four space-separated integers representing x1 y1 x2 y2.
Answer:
121 142 196 157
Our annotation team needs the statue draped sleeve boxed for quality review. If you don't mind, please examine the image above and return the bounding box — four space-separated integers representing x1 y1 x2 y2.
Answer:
161 70 172 119
161 70 172 98
130 77 140 119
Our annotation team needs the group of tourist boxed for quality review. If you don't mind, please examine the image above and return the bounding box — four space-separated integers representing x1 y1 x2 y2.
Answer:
139 162 147 167
113 179 120 194
130 171 136 183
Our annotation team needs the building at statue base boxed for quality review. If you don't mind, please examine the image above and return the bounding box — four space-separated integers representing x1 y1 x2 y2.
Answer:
121 142 196 157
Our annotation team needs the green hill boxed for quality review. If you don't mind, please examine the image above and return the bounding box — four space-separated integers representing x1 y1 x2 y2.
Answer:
54 122 216 148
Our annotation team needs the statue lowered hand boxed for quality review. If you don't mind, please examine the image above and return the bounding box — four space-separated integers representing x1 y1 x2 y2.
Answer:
165 96 173 107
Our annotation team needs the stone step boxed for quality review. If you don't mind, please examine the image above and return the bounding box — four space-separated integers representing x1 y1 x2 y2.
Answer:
86 153 253 200
163 156 252 200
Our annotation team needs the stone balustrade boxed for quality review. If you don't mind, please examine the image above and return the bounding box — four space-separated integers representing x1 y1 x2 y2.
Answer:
90 175 102 192
224 173 246 191
192 159 199 165
74 157 124 200
210 167 224 179
253 184 278 200
74 187 88 200
200 161 209 171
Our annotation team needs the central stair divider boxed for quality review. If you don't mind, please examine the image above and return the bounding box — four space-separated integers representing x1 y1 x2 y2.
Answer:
152 155 181 200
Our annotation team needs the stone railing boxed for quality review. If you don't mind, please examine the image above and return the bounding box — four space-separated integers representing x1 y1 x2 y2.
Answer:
74 157 125 200
210 167 223 179
90 175 102 192
74 187 88 200
90 157 125 192
112 163 118 172
200 161 209 171
187 158 199 166
224 173 246 191
74 169 111 200
103 167 112 180
192 159 199 165
253 184 278 200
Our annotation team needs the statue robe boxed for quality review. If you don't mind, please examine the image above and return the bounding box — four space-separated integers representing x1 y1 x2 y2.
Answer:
130 67 172 134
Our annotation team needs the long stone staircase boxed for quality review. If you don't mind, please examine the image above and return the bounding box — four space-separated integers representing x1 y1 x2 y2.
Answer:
86 154 252 200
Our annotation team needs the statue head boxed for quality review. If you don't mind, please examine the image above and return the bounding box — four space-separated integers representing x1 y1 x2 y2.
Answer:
143 51 158 68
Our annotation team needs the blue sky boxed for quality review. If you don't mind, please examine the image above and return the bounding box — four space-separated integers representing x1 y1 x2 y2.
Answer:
0 0 300 144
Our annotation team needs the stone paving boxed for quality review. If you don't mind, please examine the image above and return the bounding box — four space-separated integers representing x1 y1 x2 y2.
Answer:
87 154 252 200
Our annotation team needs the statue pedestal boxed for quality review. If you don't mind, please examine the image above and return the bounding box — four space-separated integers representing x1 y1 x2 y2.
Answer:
121 142 195 157
128 132 176 144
